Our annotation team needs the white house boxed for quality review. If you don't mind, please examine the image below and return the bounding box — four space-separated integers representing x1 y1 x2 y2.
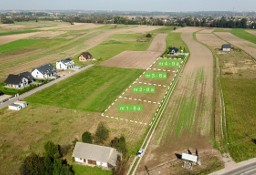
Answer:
8 104 22 111
221 44 231 52
4 74 29 89
56 58 75 70
31 64 56 80
72 142 119 169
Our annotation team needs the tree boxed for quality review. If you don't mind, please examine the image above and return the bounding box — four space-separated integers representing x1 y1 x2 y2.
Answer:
95 122 109 143
145 33 152 38
82 131 92 143
20 153 45 175
110 136 128 158
44 141 61 159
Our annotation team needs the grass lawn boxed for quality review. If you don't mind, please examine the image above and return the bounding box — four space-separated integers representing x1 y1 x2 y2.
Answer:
221 78 256 162
0 104 102 175
214 28 256 44
0 38 67 54
167 32 189 51
26 66 143 112
88 33 152 61
72 164 112 175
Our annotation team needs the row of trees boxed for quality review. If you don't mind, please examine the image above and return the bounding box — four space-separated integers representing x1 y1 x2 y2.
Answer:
81 122 128 157
20 142 74 175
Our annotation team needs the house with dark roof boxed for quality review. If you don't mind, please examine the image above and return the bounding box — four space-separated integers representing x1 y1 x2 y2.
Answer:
31 64 56 79
56 58 75 70
79 52 93 62
72 142 119 169
168 47 179 54
221 44 231 52
4 74 29 89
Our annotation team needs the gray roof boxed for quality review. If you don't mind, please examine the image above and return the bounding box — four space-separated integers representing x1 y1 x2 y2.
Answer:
20 72 34 82
222 44 231 49
33 64 56 74
72 142 119 167
5 74 27 85
60 58 73 64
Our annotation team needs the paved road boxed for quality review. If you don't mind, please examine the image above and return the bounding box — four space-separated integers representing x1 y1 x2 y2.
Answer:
0 64 94 109
210 158 256 175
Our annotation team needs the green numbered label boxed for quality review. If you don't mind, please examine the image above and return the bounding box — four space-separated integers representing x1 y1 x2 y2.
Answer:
118 104 143 112
132 85 155 94
145 72 167 79
157 60 181 67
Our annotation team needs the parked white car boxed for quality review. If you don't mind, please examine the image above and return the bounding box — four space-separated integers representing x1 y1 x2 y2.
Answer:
137 148 144 157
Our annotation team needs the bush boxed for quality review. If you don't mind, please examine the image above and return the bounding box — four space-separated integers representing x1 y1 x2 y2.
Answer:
146 33 152 38
82 131 92 143
94 122 109 144
110 136 128 158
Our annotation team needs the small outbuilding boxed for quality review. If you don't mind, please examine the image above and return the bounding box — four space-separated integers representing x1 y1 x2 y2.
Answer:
8 104 22 111
56 58 75 70
72 142 119 169
79 52 93 62
221 44 231 52
14 101 28 108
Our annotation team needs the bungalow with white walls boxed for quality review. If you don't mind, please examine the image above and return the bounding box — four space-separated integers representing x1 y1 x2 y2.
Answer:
31 64 56 79
56 58 75 70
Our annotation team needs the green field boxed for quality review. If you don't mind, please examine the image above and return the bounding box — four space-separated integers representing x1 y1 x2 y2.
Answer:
221 78 256 162
214 28 256 44
167 32 189 51
26 66 143 112
73 164 112 175
0 29 39 36
88 33 152 61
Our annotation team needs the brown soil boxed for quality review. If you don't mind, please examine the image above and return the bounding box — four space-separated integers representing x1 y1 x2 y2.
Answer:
0 32 41 45
198 28 215 34
246 30 256 36
196 33 226 49
100 51 162 69
137 27 215 174
100 34 167 69
214 32 256 59
39 22 104 31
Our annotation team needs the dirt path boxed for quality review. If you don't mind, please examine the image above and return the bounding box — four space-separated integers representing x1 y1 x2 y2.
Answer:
137 28 215 174
214 32 256 59
246 30 256 36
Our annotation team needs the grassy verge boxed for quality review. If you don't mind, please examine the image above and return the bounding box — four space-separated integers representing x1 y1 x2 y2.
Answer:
214 28 256 44
221 78 256 162
72 164 112 175
26 66 143 112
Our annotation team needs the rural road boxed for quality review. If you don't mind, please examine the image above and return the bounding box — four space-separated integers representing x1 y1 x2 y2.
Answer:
210 158 256 175
0 64 94 110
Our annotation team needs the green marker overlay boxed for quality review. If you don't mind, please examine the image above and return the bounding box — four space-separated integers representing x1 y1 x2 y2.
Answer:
118 104 143 112
132 85 155 94
157 59 181 67
145 71 167 79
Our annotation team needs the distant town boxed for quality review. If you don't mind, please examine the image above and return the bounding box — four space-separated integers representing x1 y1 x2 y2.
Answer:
1 10 256 28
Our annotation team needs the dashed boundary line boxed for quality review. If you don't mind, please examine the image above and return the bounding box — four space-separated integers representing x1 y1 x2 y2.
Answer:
147 68 178 73
119 96 160 105
101 113 148 126
101 56 181 126
134 81 168 88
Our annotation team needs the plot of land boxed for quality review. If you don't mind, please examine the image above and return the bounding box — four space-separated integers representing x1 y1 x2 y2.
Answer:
215 32 256 58
198 31 256 162
138 28 215 173
0 32 41 45
26 66 143 112
100 34 167 69
246 30 256 36
197 33 226 48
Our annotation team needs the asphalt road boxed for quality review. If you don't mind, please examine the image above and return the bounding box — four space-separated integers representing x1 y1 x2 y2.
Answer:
0 64 94 110
210 158 256 175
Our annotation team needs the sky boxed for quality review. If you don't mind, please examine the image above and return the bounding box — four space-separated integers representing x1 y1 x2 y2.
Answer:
0 0 255 12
